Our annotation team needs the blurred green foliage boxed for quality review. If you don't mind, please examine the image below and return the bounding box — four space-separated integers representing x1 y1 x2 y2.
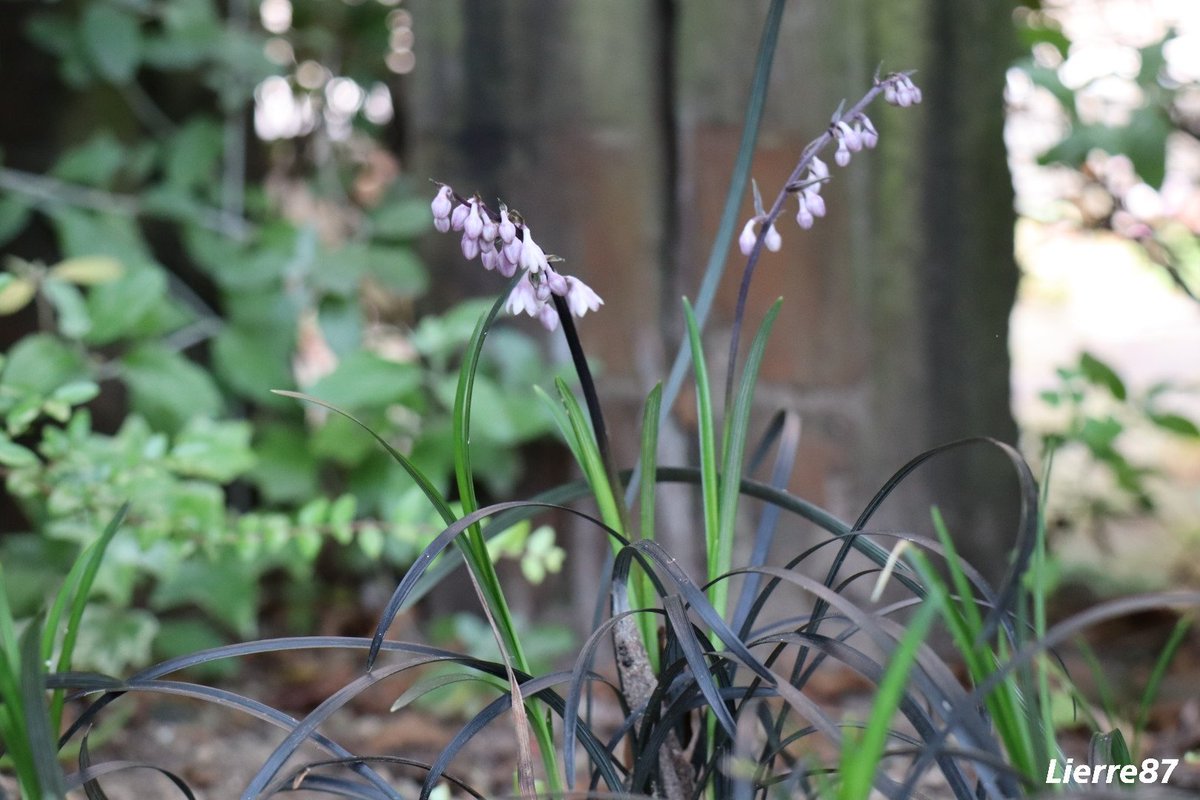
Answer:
0 0 561 673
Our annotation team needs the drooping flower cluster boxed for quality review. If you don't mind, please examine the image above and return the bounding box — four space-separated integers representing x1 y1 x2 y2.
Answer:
430 185 603 331
737 72 921 256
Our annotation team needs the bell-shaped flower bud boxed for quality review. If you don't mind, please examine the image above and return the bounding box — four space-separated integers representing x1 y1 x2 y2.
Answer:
858 114 879 149
481 214 497 243
810 156 830 181
796 203 815 230
504 236 523 265
481 248 499 271
537 302 560 332
545 268 569 296
450 203 470 231
835 139 851 167
518 226 550 274
461 231 480 260
763 223 782 252
803 188 826 218
464 200 483 239
738 218 758 256
497 250 518 278
498 205 517 244
434 216 451 233
431 185 453 220
565 276 603 318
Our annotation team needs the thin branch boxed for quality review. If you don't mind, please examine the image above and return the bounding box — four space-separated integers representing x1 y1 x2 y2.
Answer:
0 167 254 241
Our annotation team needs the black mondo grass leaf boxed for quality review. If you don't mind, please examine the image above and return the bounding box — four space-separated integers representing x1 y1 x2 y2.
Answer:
275 757 486 800
75 730 196 800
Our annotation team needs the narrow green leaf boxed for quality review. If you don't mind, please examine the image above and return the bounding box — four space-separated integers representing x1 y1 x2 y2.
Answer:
838 597 938 800
713 298 781 620
22 616 68 799
681 299 720 607
638 383 663 542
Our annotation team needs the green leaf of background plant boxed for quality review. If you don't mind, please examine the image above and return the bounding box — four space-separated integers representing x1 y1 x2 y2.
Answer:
1078 351 1127 400
0 196 33 248
214 325 294 404
365 244 428 298
122 343 223 432
0 274 36 315
250 423 320 503
1 333 86 395
42 277 92 338
81 2 143 83
309 351 421 409
0 435 38 468
150 553 258 639
1148 411 1200 438
85 267 168 344
48 255 124 285
164 117 223 189
51 133 126 187
371 197 434 240
167 418 255 482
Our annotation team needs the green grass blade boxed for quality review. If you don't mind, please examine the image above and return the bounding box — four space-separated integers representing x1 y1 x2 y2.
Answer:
554 377 623 536
638 382 663 542
681 299 720 607
635 383 663 660
0 563 39 797
837 595 939 800
533 384 584 466
712 298 781 620
1133 614 1191 756
50 504 129 728
21 616 69 799
451 283 561 790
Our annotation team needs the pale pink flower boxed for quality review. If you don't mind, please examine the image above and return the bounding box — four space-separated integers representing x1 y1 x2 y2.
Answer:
544 268 568 296
498 205 517 244
564 276 603 318
537 302 560 331
505 271 539 317
518 226 549 274
431 185 453 220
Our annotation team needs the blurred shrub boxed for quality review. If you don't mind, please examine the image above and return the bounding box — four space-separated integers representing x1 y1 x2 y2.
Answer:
0 0 560 672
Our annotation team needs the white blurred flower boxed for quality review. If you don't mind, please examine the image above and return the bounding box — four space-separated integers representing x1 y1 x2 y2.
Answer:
738 218 758 256
763 222 781 252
